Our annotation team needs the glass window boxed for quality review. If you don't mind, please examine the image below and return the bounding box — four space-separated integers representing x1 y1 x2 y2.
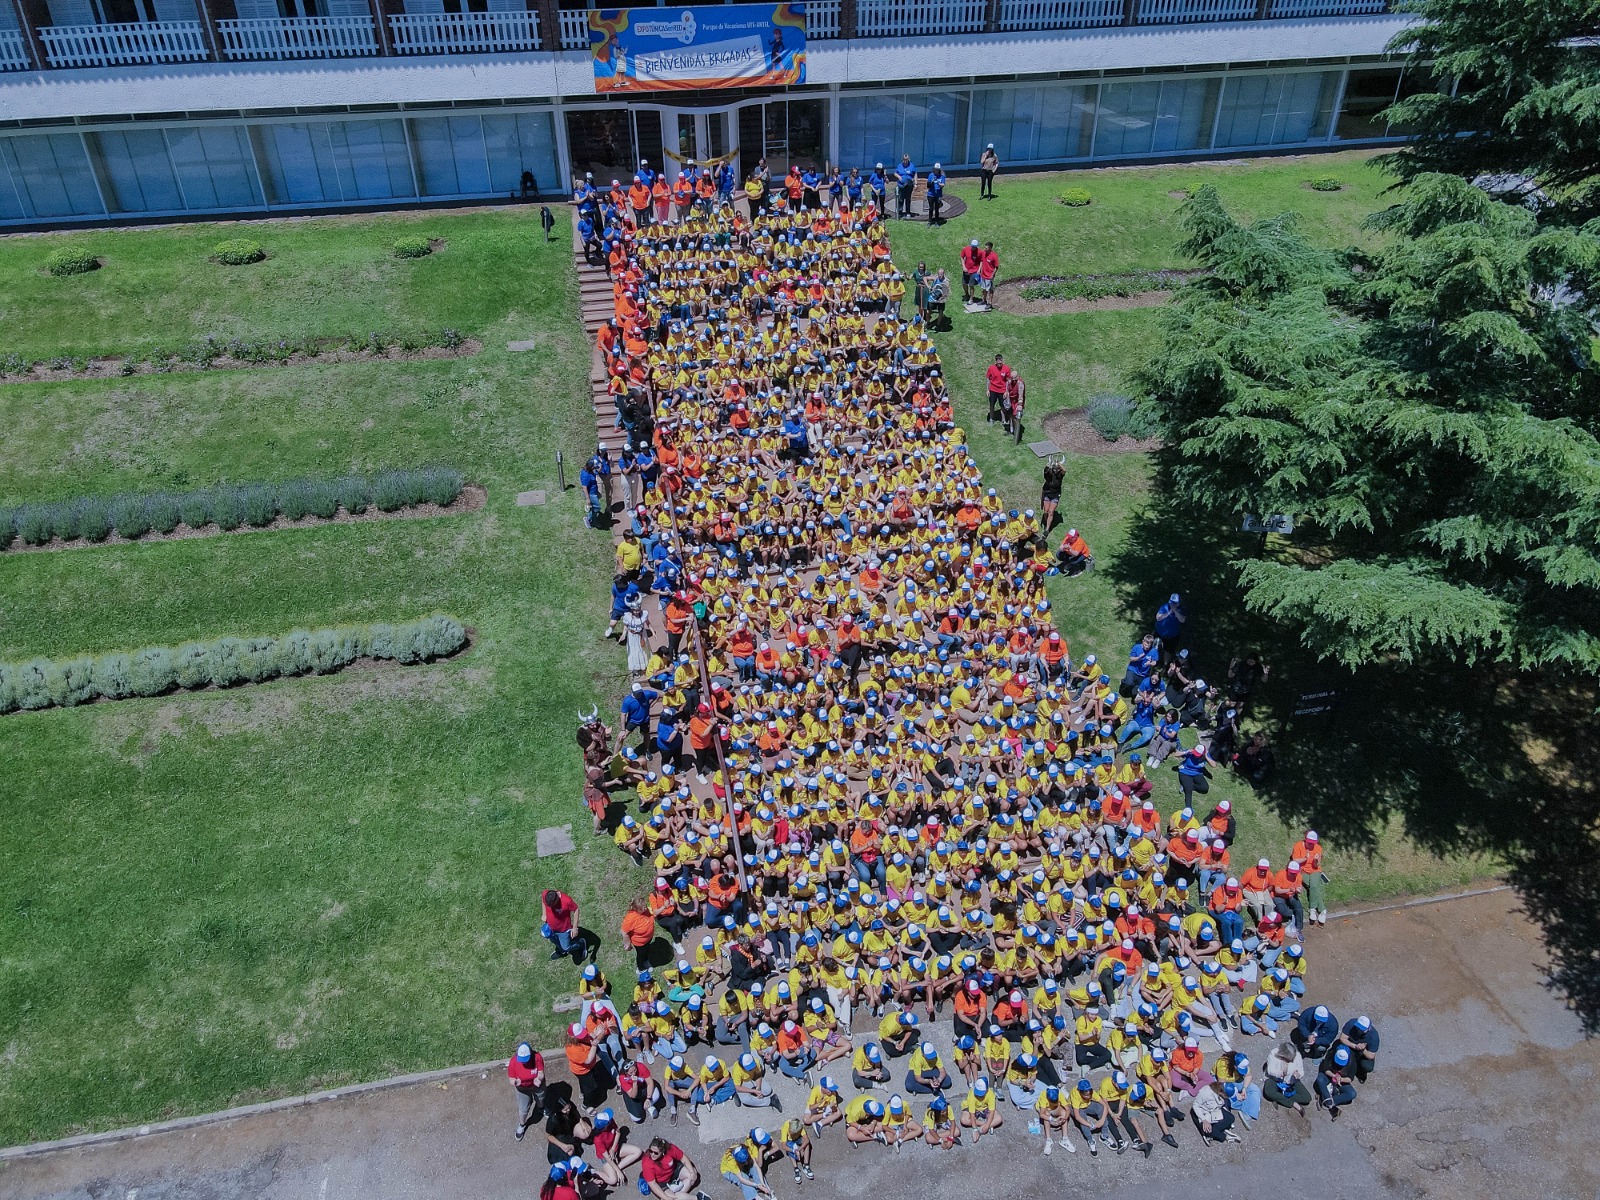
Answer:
483 111 558 196
91 129 184 214
1334 68 1402 141
167 125 263 211
838 95 896 171
1213 74 1276 149
0 133 104 219
970 88 1018 163
1152 77 1218 153
1094 81 1160 159
328 120 416 202
1273 71 1339 144
253 122 342 205
1384 64 1442 137
412 115 492 197
566 108 636 187
1035 84 1094 163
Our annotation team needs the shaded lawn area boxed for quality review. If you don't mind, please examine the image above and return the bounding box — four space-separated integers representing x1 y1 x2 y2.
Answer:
0 209 555 361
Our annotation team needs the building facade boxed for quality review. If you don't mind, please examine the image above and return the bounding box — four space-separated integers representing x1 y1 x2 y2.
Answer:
0 0 1421 227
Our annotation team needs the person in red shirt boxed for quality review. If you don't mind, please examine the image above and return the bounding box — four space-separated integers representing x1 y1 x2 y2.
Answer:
985 353 1008 424
542 889 587 963
508 1041 547 1141
589 1108 644 1188
978 240 999 308
640 1136 702 1200
960 239 983 303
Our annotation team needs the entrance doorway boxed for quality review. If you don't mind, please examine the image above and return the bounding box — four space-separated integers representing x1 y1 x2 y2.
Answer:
665 109 732 181
737 98 825 179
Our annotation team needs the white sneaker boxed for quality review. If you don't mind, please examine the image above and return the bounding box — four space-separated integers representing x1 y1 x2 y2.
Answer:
1043 1138 1052 1155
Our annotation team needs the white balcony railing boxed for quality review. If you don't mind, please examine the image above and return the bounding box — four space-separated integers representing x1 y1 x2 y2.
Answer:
558 8 589 50
0 28 31 70
998 0 1123 31
389 10 540 54
1268 0 1386 15
217 15 378 60
856 0 987 37
1137 0 1257 23
806 0 842 39
37 20 207 68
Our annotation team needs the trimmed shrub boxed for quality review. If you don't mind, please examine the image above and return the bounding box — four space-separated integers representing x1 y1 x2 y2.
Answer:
305 478 340 520
91 653 133 700
394 236 433 259
420 465 465 507
206 637 246 688
210 486 244 531
414 614 468 660
1059 187 1092 207
1018 269 1200 302
46 246 99 276
276 629 314 676
1307 176 1343 191
0 507 13 551
277 479 312 523
75 497 113 543
14 660 52 710
212 238 266 266
17 506 53 546
127 646 176 697
372 470 411 512
51 499 81 542
1086 393 1136 441
110 494 153 540
173 642 211 690
239 484 276 528
239 636 279 683
178 491 213 529
335 475 371 515
147 492 181 535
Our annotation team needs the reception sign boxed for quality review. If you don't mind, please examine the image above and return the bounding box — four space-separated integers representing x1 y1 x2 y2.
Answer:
589 4 806 94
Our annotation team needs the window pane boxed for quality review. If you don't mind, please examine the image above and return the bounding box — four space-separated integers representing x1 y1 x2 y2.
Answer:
484 111 557 196
329 119 415 202
566 108 636 187
1035 84 1093 162
1273 72 1333 145
1094 81 1160 159
168 125 262 211
0 133 103 218
1152 78 1217 153
1214 74 1279 149
1334 68 1401 141
253 122 342 205
92 129 184 214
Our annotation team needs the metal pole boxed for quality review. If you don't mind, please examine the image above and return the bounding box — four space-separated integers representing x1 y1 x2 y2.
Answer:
557 449 566 492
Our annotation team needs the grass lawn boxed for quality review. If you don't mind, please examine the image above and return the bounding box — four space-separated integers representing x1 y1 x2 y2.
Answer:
0 156 1487 1147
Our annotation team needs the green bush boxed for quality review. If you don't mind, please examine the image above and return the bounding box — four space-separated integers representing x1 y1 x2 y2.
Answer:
1059 188 1092 207
178 491 212 529
240 484 277 528
393 236 433 259
91 653 132 700
16 506 53 546
335 475 371 515
1086 393 1136 441
420 465 465 507
210 486 244 531
14 660 52 710
372 471 411 512
110 495 152 540
76 497 112 543
1307 176 1343 192
206 638 246 688
127 646 176 697
173 642 211 691
45 246 99 276
277 479 312 523
0 507 13 551
212 238 266 266
306 479 340 520
147 493 181 535
51 500 81 542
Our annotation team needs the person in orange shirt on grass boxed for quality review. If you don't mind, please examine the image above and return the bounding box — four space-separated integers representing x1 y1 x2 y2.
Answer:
1292 830 1329 925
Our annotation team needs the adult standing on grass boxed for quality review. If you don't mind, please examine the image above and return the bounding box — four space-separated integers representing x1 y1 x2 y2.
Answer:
978 241 998 308
1040 459 1064 531
986 353 1009 425
542 888 587 963
979 144 999 199
895 155 916 220
1004 367 1026 443
926 164 947 225
510 1041 548 1142
960 240 982 304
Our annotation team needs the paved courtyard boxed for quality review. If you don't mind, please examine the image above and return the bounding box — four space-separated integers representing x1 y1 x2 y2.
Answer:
2 888 1595 1200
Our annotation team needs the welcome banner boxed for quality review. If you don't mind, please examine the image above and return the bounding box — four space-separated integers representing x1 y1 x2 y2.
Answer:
589 4 807 94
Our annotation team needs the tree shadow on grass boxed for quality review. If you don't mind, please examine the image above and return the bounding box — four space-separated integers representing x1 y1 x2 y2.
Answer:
1103 466 1600 1029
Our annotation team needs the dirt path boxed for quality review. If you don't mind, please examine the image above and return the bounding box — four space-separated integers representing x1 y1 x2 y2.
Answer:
5 889 1593 1200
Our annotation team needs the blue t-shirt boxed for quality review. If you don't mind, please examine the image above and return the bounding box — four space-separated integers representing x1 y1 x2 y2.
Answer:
870 171 887 194
1127 645 1156 680
927 173 945 197
895 163 916 188
1154 602 1185 639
